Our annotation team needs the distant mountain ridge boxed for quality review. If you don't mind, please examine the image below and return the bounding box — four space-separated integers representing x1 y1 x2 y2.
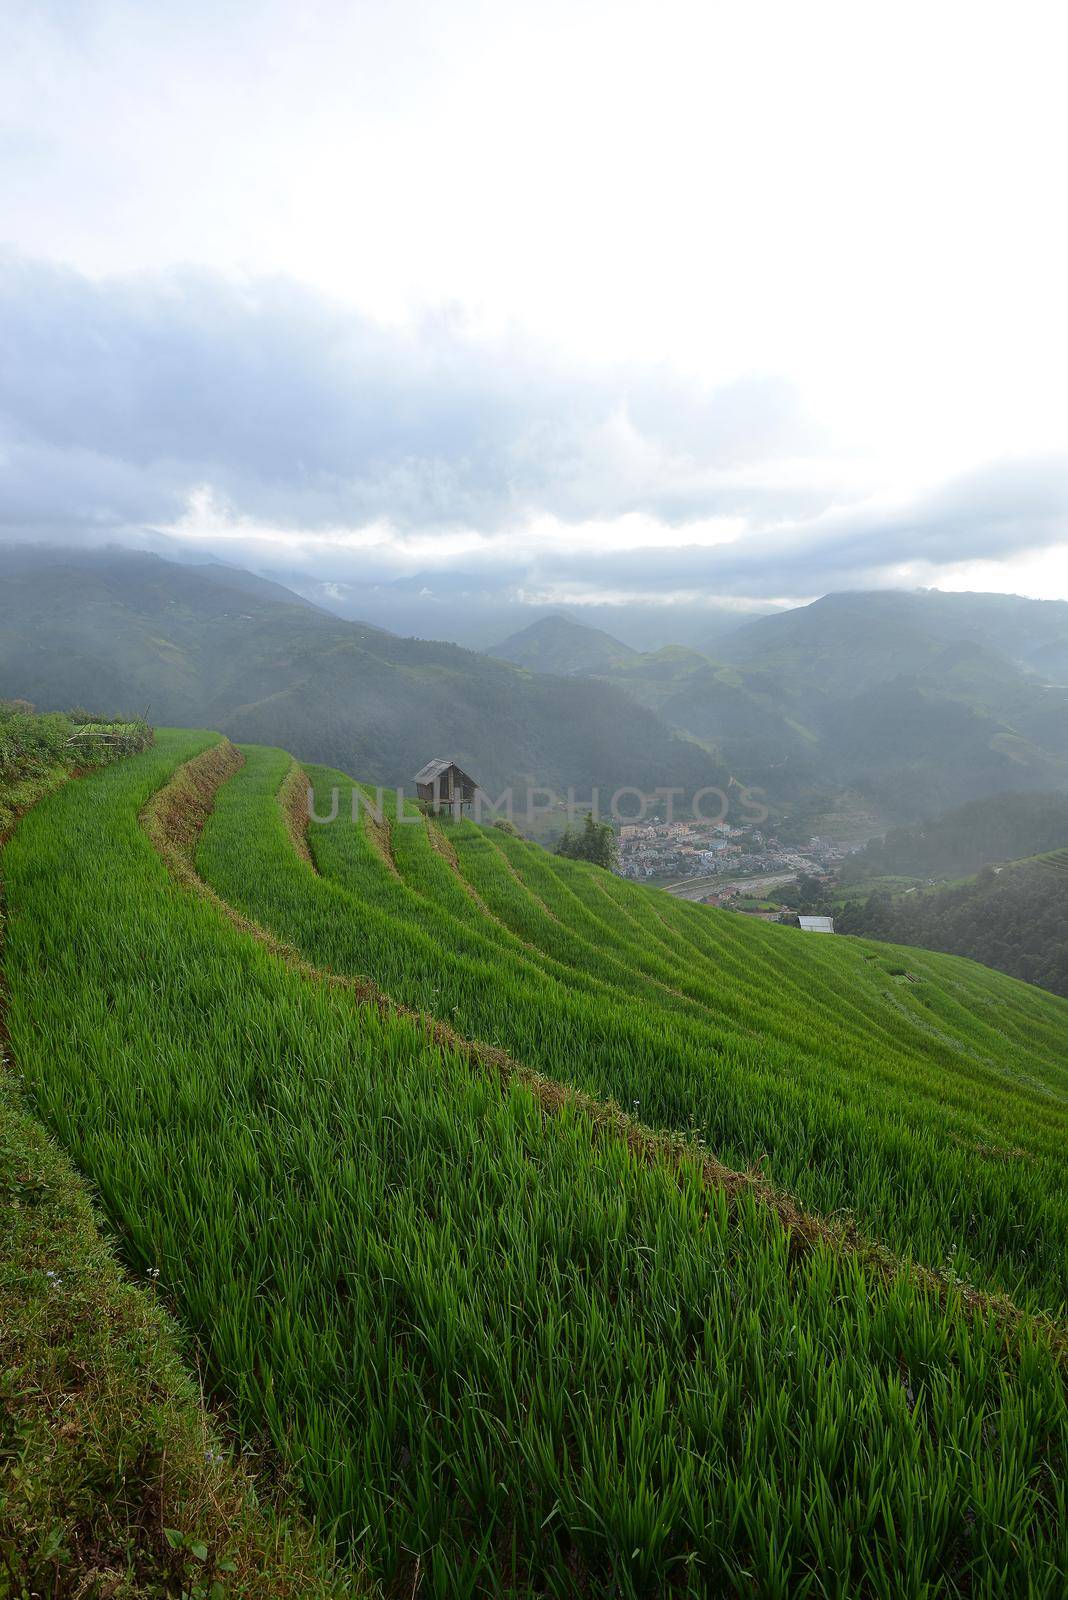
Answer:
181 560 333 614
287 567 770 650
486 590 1068 822
489 615 636 675
8 546 1068 827
725 588 1068 686
0 545 728 801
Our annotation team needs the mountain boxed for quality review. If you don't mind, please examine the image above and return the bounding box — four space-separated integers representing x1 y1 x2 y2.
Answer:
486 621 822 807
287 567 554 648
723 593 1068 817
285 564 771 650
9 548 1065 829
584 645 821 808
725 588 1068 688
488 614 636 675
181 559 332 613
487 599 1068 824
842 790 1068 882
0 545 727 801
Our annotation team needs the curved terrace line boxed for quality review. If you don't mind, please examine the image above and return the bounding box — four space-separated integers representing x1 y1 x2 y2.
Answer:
140 736 1067 1358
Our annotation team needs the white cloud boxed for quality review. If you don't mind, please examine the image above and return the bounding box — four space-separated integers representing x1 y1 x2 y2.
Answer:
1 2 1066 601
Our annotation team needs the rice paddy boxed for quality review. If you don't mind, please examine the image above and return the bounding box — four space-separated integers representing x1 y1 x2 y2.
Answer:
199 746 1068 1318
3 730 1067 1597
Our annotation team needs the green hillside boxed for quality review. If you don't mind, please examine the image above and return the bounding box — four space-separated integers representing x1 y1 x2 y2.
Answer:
838 853 1068 1000
843 790 1068 882
489 614 637 674
212 749 1068 1314
487 597 1068 822
725 589 1068 689
0 714 352 1598
832 792 1068 999
0 545 725 799
2 731 1065 1595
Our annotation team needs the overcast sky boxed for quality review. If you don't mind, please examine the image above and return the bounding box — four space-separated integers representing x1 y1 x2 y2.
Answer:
2 0 1066 606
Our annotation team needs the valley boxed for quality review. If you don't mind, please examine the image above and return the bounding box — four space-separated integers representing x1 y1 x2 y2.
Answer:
5 12 1066 1593
490 594 1068 829
3 567 1068 1597
7 550 1068 848
660 868 799 902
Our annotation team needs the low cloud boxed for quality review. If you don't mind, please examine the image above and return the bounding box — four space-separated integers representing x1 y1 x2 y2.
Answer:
1 254 1065 604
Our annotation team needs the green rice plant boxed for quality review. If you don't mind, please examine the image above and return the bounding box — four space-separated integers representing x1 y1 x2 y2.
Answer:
209 751 1068 1316
3 730 1066 1596
0 1078 352 1600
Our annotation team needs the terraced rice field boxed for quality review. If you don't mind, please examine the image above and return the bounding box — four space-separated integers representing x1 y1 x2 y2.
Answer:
1033 847 1068 876
3 730 1067 1597
202 746 1068 1317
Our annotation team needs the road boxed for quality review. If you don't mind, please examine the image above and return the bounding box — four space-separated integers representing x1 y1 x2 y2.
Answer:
657 870 798 903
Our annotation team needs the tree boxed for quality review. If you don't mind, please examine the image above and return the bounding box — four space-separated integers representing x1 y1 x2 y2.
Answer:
557 813 617 870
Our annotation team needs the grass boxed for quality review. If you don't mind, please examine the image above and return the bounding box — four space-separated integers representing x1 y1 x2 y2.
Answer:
1013 847 1068 877
199 748 1068 1317
2 730 1066 1596
0 1077 356 1600
0 705 151 835
0 726 353 1600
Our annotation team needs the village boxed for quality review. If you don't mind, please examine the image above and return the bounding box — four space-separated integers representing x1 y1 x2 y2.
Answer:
407 761 849 930
615 816 847 903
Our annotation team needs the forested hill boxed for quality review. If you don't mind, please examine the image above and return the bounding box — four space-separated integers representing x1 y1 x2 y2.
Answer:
724 588 1068 687
487 592 1068 823
0 545 727 799
838 855 1068 999
489 614 636 674
842 790 1068 882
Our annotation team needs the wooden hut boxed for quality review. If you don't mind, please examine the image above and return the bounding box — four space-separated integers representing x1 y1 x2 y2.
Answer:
413 758 479 815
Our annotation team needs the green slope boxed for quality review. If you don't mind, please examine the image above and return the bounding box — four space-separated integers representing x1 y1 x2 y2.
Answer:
197 747 1068 1316
488 600 1068 821
838 849 1068 1000
3 732 1066 1596
0 1082 350 1600
488 613 637 674
843 790 1068 882
0 545 727 799
0 725 356 1599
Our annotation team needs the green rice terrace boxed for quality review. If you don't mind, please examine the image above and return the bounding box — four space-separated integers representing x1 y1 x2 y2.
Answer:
2 727 1067 1597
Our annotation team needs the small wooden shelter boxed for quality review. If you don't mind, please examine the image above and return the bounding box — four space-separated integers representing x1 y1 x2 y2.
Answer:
413 758 479 815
